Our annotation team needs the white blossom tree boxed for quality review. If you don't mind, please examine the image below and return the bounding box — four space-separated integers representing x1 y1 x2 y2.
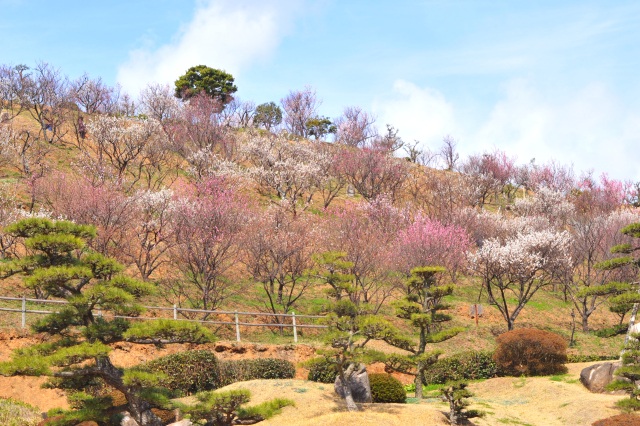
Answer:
470 229 572 330
241 133 328 215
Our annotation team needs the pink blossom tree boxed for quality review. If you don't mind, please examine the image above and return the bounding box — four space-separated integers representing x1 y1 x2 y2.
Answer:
395 215 471 279
281 86 319 138
336 145 410 202
323 197 408 311
242 207 315 319
334 106 377 147
166 178 247 316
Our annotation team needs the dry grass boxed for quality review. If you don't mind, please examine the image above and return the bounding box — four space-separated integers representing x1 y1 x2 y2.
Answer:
177 361 625 426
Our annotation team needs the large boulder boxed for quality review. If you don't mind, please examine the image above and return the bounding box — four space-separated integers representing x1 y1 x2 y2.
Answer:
334 363 373 403
580 361 624 393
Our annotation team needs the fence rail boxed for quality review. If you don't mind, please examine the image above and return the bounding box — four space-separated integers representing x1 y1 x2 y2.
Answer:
0 296 328 343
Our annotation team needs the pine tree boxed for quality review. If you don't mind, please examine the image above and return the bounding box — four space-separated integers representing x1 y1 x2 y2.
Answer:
384 266 463 398
0 218 214 425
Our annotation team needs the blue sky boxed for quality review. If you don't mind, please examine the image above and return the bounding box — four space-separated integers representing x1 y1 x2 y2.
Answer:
2 0 640 181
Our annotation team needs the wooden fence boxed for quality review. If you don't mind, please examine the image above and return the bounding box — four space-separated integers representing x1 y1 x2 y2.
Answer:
0 296 328 343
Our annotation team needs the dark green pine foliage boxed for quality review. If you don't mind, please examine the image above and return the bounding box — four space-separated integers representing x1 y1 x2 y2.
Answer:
384 266 464 399
174 65 237 103
592 223 640 343
607 332 640 411
314 253 406 411
0 218 215 426
439 381 483 425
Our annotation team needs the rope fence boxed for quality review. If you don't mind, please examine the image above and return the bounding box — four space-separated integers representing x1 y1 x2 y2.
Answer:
0 296 328 343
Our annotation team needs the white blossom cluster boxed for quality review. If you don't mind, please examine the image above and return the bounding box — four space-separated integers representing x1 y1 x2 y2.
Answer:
470 228 573 282
86 115 165 166
186 146 242 180
514 187 575 225
241 134 328 205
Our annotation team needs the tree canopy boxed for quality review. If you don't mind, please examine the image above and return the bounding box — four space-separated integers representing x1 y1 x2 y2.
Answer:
174 65 237 103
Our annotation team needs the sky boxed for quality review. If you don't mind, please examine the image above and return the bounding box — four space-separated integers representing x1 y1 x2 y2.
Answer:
1 0 640 181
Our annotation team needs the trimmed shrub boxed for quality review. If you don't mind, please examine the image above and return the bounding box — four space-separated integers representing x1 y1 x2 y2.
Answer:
494 328 567 376
423 351 497 384
218 358 295 387
141 350 219 395
369 373 406 403
566 354 619 363
306 357 338 383
594 324 628 338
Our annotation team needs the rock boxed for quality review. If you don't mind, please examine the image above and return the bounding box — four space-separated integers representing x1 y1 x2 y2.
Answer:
120 412 140 426
580 361 624 393
334 363 372 403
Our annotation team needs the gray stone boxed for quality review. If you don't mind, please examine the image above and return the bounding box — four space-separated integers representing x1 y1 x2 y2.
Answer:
334 363 372 403
120 412 140 426
580 361 625 393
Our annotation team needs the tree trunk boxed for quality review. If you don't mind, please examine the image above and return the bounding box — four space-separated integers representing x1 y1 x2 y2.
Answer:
581 314 590 332
95 357 164 426
414 372 423 399
337 368 359 412
449 398 459 425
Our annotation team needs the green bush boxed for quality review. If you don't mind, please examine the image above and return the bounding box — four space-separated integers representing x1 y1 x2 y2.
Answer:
218 358 295 387
494 328 567 376
423 351 497 384
141 350 219 395
368 373 406 403
566 354 619 363
306 357 338 383
594 324 628 338
0 398 41 426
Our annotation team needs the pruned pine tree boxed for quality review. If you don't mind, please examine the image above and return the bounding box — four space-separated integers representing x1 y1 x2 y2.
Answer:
384 266 463 399
607 332 640 412
595 222 640 347
439 381 483 425
319 298 397 412
0 218 215 426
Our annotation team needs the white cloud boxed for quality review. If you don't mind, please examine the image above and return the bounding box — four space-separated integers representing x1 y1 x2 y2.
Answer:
372 80 456 145
116 0 301 97
373 78 640 181
475 78 640 181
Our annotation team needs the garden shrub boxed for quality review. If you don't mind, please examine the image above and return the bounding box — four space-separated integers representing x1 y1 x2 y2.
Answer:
218 358 295 387
566 354 619 363
368 373 406 403
493 328 567 376
306 357 338 383
423 351 497 384
594 324 628 338
0 398 41 426
141 350 219 395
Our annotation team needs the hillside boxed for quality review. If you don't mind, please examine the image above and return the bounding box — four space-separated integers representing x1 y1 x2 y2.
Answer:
1 70 640 425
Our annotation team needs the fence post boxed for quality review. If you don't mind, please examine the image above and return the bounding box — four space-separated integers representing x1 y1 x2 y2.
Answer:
292 311 297 343
21 295 26 328
173 304 177 320
235 311 241 342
